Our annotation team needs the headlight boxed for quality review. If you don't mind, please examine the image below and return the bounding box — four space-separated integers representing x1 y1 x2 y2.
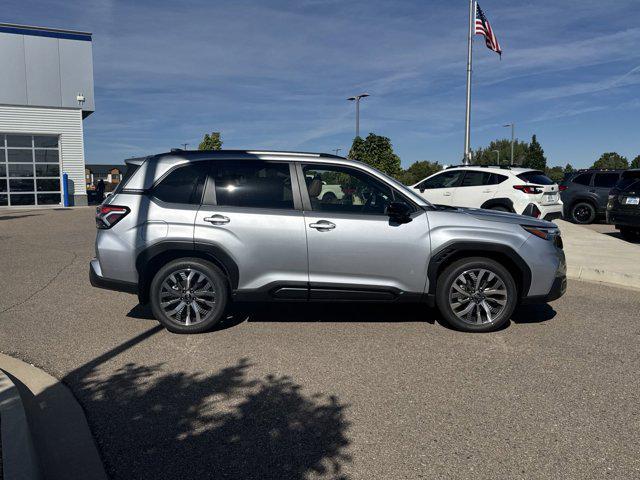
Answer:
521 225 562 246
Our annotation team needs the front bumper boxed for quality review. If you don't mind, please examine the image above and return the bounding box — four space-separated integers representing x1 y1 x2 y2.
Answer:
89 259 138 294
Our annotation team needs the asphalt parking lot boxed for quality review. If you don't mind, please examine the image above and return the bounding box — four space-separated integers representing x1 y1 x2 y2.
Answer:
1 207 639 480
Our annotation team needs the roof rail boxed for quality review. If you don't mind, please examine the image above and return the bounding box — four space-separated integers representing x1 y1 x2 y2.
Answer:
446 164 511 170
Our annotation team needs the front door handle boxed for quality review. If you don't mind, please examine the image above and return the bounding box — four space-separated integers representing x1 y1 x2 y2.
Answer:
204 214 230 225
443 192 452 196
482 189 493 193
309 220 336 231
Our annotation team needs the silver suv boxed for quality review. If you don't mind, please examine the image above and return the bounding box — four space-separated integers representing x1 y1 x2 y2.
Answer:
90 150 566 333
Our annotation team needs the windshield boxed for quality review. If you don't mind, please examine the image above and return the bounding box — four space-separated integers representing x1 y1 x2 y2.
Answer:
517 171 555 185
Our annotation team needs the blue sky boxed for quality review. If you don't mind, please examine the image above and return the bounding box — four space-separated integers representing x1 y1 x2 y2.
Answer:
6 0 640 168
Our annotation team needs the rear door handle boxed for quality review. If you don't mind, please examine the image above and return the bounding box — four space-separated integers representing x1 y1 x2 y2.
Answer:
482 189 493 193
309 220 336 231
204 214 230 225
443 192 452 196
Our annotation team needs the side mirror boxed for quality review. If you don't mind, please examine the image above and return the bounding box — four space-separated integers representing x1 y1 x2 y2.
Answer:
386 201 412 223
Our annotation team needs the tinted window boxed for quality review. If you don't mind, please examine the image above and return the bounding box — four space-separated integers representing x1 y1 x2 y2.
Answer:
572 173 592 186
517 171 554 185
213 161 293 209
153 163 207 204
417 170 464 189
460 171 492 187
593 172 620 189
488 173 508 185
303 164 399 215
616 171 640 191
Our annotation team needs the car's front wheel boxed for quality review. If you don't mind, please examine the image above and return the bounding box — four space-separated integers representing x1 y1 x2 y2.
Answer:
150 258 228 334
435 257 517 332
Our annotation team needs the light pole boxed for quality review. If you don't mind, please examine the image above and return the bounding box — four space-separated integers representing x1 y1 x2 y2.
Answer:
492 149 500 165
181 143 189 150
503 123 514 165
333 148 342 156
347 93 370 138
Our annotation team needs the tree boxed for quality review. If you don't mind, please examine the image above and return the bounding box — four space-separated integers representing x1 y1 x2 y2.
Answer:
396 161 443 185
545 166 564 183
198 132 223 150
564 163 574 174
348 133 402 177
592 152 628 170
473 139 529 166
523 135 547 170
631 156 640 169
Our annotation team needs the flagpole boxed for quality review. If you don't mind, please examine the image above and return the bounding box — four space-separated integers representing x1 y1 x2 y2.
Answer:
463 0 474 165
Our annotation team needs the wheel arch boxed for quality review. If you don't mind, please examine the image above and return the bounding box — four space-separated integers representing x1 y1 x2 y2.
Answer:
427 242 531 299
480 198 515 212
136 241 239 304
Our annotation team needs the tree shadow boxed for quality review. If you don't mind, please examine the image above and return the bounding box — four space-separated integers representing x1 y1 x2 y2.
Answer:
67 358 351 479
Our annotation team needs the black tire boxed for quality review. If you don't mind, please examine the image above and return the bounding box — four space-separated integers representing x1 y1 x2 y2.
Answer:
322 192 337 202
489 206 510 213
435 257 518 333
620 226 640 242
570 201 596 224
150 258 229 334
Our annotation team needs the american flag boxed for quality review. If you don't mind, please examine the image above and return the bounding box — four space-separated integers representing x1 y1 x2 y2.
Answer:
475 2 502 56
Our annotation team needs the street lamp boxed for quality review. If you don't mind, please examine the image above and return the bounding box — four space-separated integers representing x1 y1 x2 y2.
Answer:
333 148 342 156
181 143 189 150
347 93 370 138
492 149 500 165
503 123 514 165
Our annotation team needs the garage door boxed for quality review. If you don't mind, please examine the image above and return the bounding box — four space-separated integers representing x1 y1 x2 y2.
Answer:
0 134 61 207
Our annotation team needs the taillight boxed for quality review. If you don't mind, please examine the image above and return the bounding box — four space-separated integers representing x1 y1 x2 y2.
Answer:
513 185 543 194
559 185 568 191
96 205 130 229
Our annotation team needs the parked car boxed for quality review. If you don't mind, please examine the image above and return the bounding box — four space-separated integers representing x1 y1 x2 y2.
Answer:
560 169 624 224
90 150 566 334
607 169 640 241
411 165 563 220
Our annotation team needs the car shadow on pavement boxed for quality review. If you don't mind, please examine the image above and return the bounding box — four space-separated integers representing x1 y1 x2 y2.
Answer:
62 355 351 480
128 301 437 332
511 303 557 324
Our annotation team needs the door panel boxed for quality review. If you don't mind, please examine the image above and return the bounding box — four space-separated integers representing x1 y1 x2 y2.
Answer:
194 161 308 291
451 171 498 208
300 163 430 294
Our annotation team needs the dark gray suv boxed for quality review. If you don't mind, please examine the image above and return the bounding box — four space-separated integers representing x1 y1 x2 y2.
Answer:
560 170 624 224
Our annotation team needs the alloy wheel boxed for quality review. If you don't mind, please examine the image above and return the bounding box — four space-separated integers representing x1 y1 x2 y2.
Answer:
448 268 508 325
159 268 217 326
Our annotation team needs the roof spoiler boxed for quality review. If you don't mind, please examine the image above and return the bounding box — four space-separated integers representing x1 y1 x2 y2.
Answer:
124 156 147 167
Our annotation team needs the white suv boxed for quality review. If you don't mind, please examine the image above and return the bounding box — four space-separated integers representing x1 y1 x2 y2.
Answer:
412 166 563 220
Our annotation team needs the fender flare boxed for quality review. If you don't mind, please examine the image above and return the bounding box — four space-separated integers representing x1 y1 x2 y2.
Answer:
426 241 532 297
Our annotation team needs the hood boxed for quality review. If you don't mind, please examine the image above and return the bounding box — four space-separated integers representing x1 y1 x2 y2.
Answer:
442 206 556 228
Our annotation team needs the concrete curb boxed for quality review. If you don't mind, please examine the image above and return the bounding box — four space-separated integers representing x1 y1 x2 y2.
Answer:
0 368 42 480
0 354 108 480
566 266 640 291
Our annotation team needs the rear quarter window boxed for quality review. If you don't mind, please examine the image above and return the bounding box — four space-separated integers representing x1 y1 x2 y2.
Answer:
517 171 554 185
571 173 592 186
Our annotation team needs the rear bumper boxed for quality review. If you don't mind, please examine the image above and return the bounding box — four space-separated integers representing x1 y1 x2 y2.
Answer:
607 211 640 228
89 259 138 294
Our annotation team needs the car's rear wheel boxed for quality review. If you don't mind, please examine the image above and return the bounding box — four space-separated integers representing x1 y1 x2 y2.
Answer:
150 258 228 334
570 201 596 224
435 257 517 332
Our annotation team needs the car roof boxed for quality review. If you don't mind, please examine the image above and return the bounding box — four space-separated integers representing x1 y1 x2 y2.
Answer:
443 165 534 175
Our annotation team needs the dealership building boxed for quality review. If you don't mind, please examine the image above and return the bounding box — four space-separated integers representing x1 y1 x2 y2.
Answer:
0 23 94 207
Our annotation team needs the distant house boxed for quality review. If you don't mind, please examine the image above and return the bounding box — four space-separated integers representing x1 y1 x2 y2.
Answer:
85 165 124 191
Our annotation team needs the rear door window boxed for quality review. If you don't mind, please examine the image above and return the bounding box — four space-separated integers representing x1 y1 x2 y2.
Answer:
593 172 620 189
460 171 492 187
211 161 294 209
572 173 592 186
517 171 554 185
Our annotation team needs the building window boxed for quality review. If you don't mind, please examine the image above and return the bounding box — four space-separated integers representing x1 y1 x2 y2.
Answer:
0 134 61 207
